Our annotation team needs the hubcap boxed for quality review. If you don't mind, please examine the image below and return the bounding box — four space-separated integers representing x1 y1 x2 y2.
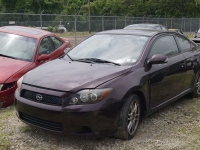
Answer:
196 75 200 95
127 100 140 135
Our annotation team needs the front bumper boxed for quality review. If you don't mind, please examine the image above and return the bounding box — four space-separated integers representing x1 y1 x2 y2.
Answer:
0 85 16 107
15 89 120 137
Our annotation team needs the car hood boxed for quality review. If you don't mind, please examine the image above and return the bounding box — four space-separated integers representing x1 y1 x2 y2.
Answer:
23 59 132 92
0 57 30 83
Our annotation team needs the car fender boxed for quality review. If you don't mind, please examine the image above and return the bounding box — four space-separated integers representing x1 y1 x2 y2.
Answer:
96 67 149 115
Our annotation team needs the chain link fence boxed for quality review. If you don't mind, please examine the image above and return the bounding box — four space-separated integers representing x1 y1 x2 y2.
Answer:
0 13 199 44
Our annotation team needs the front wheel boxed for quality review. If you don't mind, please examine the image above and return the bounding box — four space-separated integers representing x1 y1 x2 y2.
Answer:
114 94 141 140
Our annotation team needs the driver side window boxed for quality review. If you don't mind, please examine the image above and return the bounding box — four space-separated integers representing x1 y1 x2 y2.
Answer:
148 35 179 58
38 37 55 55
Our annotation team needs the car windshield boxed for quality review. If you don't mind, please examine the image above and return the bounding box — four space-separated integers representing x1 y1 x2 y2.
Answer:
0 32 37 61
67 34 149 65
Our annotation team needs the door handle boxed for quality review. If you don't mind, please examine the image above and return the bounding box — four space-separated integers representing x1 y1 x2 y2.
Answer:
180 62 185 68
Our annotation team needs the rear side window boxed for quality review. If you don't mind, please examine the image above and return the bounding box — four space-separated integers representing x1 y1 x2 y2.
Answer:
38 36 63 56
38 37 55 55
50 37 63 49
148 36 179 58
155 26 162 30
161 26 167 30
175 35 191 52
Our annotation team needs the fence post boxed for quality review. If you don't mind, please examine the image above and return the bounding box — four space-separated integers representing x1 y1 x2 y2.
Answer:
142 16 145 23
102 13 106 31
184 17 185 32
199 18 200 29
181 17 183 31
114 17 116 29
157 16 160 24
40 10 44 29
171 16 174 29
190 18 192 32
74 15 77 45
88 0 91 33
125 14 128 27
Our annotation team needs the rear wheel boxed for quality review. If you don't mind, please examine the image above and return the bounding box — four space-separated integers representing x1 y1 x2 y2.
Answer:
188 72 200 98
194 72 200 98
114 94 141 140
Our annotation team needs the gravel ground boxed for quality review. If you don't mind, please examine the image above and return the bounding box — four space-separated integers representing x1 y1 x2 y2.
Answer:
1 96 200 150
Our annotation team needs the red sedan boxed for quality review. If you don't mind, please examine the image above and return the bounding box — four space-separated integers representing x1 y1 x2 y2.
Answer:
0 26 70 107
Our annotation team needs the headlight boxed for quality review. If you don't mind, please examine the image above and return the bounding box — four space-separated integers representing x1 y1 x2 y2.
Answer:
17 76 24 93
69 88 112 105
0 84 3 91
0 83 16 91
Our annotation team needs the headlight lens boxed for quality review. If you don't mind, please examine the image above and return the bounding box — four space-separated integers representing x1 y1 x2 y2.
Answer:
17 76 24 93
69 88 112 105
0 83 16 91
0 84 3 91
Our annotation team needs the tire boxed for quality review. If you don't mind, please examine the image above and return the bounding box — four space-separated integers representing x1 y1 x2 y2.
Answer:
193 72 200 98
114 94 141 140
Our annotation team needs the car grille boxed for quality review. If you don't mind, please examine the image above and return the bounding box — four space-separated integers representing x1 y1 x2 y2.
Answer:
20 112 63 132
21 90 62 106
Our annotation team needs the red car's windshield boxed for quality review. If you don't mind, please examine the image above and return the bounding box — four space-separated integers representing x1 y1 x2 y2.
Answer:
0 32 37 61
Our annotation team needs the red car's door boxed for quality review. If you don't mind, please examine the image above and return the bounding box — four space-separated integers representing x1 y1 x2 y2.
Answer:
37 36 70 62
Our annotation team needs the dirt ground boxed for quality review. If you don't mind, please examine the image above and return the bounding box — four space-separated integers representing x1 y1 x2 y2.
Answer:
1 96 200 150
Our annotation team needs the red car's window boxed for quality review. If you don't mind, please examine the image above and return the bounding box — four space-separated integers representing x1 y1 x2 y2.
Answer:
0 32 37 61
50 36 63 49
38 36 63 55
38 37 55 55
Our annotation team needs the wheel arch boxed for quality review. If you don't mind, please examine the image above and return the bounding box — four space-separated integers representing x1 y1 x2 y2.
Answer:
132 90 147 117
120 87 147 118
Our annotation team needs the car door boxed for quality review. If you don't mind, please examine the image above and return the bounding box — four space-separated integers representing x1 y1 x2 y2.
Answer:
175 34 200 91
38 36 65 62
148 35 186 108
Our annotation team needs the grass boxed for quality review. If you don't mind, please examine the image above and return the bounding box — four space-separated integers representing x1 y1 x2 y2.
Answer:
0 106 14 150
56 31 94 38
20 125 36 133
184 32 195 38
187 34 195 38
55 31 94 46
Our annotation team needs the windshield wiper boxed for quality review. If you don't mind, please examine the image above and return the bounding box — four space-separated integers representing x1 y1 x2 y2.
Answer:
74 58 96 64
0 53 18 60
66 54 73 61
76 58 121 66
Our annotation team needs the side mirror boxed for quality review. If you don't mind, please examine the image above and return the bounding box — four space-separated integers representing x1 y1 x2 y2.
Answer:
64 48 71 54
37 54 50 61
148 54 168 64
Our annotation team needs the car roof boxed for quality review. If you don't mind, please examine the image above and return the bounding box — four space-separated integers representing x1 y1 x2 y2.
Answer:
123 23 168 30
169 29 179 30
0 26 53 39
126 23 163 27
96 29 163 37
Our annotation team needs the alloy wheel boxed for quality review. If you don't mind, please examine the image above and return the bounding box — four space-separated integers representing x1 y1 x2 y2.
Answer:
196 75 200 95
127 100 140 135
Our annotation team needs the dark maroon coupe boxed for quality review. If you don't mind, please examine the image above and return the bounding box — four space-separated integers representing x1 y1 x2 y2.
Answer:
15 29 200 140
